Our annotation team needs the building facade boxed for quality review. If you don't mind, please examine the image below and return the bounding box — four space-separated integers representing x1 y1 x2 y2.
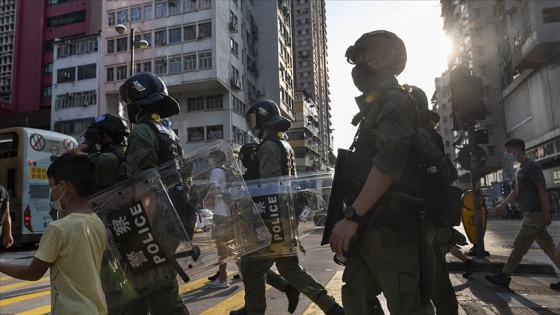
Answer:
438 0 560 209
1 0 101 130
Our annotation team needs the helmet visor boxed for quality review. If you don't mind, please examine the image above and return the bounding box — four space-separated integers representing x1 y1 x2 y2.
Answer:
247 112 257 129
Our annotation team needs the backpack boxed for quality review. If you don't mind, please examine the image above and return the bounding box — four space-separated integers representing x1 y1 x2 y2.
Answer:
338 86 462 228
392 90 462 228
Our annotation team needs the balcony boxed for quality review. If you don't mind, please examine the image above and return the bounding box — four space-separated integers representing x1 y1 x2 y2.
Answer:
512 26 560 70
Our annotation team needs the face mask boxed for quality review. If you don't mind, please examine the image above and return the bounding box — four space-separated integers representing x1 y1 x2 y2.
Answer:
505 151 516 162
351 64 379 93
50 184 65 212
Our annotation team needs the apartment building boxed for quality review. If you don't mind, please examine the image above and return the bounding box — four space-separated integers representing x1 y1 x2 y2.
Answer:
288 90 321 172
0 0 15 113
290 0 332 170
0 0 101 130
100 0 295 153
497 0 560 205
438 0 560 205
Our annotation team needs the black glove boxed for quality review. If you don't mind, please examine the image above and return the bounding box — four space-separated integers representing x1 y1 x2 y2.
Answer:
83 127 103 148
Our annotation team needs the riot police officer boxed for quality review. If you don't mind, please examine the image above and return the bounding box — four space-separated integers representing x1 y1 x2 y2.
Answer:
119 71 191 315
328 31 436 314
231 100 344 315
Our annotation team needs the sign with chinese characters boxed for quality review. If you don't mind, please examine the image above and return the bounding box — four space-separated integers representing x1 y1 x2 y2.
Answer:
107 200 169 276
252 194 287 244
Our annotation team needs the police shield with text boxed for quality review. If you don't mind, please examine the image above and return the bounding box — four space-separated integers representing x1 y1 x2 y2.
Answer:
232 100 344 315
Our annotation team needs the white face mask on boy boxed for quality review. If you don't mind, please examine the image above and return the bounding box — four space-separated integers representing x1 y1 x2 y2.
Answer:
50 183 65 212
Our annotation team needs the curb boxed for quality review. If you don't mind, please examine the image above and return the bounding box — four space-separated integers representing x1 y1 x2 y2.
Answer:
446 255 557 275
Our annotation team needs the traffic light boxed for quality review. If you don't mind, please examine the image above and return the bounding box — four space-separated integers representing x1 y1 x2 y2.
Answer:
450 65 486 130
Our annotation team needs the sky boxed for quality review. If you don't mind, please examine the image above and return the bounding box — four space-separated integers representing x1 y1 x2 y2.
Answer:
325 0 450 151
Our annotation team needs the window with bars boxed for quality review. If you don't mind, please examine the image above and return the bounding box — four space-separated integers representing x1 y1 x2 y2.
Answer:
183 53 197 71
199 22 212 37
187 127 205 142
169 56 182 74
207 125 224 140
187 97 205 112
77 64 96 81
184 25 196 41
57 68 75 83
155 2 167 18
169 27 182 43
199 51 212 69
206 95 223 110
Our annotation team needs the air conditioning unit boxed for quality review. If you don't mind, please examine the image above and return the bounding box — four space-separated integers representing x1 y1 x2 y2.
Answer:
197 33 206 39
230 78 242 90
256 90 263 96
158 39 167 45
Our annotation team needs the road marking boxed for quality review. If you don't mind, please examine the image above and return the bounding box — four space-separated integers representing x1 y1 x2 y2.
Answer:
199 285 273 315
179 271 236 294
0 290 50 307
1 275 13 281
302 270 343 315
16 305 50 315
0 277 49 291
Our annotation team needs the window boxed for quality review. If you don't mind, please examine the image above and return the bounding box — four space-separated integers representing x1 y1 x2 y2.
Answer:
108 12 116 26
43 86 52 99
169 27 181 43
169 0 182 14
232 96 245 115
187 97 205 112
230 38 239 56
55 90 97 109
199 51 212 69
155 2 167 18
207 125 223 140
183 53 197 71
184 25 196 41
143 33 152 47
143 61 152 73
116 65 127 81
107 39 115 53
232 125 246 144
143 4 152 19
107 67 114 82
487 145 495 157
117 9 128 24
130 7 142 21
206 95 224 110
199 22 212 37
116 38 128 52
188 127 205 142
58 68 75 83
47 10 86 27
54 118 93 135
169 56 182 74
199 0 211 9
135 63 142 74
77 64 96 80
44 63 53 74
155 30 167 46
155 58 167 75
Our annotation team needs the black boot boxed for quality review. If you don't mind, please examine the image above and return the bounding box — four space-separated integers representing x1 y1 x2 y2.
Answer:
284 284 300 314
462 259 475 278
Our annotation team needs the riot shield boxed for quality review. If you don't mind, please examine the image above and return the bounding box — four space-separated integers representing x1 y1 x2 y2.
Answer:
90 169 195 310
243 171 333 260
161 140 271 274
90 140 270 309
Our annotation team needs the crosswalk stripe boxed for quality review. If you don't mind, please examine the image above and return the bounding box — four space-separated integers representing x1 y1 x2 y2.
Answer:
199 285 274 315
0 277 49 291
179 271 236 294
1 275 13 281
16 305 50 315
0 290 50 307
302 271 343 315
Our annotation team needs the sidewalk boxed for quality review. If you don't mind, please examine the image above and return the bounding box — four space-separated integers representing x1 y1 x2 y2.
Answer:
444 216 560 314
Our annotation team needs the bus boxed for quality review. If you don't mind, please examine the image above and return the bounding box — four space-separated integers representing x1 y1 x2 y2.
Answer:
0 127 78 245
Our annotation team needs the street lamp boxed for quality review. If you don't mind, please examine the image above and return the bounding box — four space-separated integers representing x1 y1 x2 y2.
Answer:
115 20 149 76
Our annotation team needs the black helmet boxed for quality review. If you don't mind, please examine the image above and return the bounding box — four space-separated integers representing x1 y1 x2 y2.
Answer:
238 142 259 169
91 114 130 142
345 30 407 76
409 85 440 125
246 100 291 135
119 72 180 120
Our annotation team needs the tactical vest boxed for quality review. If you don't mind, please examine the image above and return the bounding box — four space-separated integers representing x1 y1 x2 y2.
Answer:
146 120 184 164
261 136 297 177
